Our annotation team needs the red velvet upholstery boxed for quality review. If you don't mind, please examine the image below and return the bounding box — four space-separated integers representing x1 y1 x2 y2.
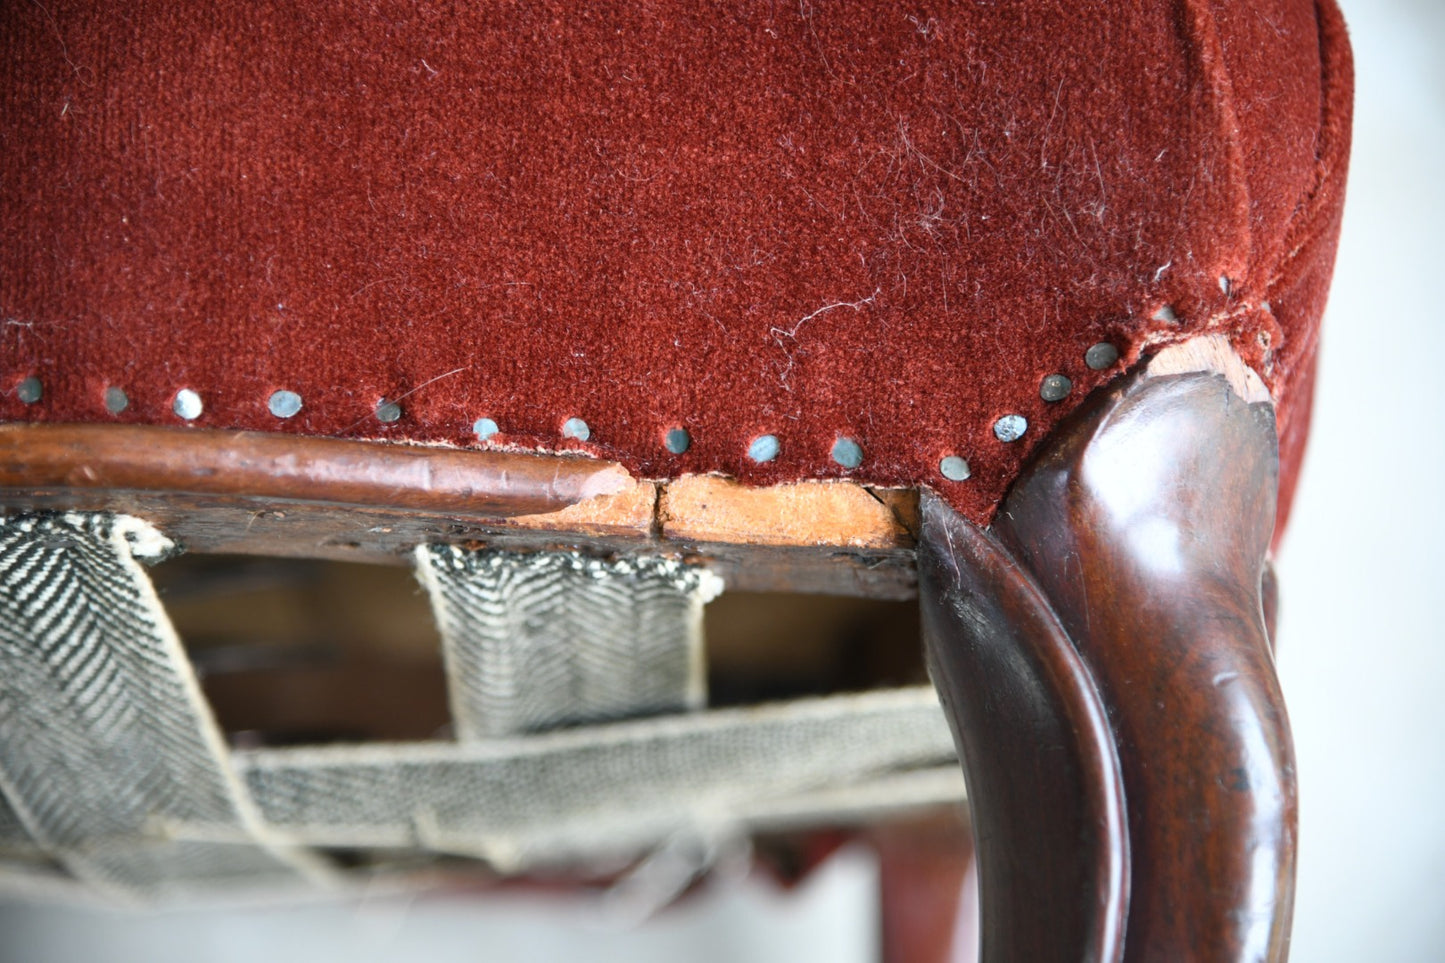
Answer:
0 0 1351 531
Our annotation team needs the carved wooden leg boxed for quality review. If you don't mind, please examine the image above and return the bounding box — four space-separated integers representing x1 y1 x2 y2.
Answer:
918 494 1129 962
921 338 1295 962
873 815 978 963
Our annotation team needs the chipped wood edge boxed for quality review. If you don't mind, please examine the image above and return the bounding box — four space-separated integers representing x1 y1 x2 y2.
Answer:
1143 334 1271 405
658 475 917 550
0 334 1255 562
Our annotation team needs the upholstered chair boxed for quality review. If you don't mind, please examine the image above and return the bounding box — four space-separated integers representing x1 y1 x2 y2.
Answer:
0 1 1351 959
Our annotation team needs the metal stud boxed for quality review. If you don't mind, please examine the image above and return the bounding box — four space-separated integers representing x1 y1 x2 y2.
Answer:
1085 342 1119 370
748 434 780 463
939 455 971 481
1040 374 1072 403
16 377 42 404
173 389 203 421
665 427 691 454
104 387 129 414
993 414 1027 443
473 417 499 440
268 389 302 419
375 400 402 423
831 437 863 469
562 417 590 441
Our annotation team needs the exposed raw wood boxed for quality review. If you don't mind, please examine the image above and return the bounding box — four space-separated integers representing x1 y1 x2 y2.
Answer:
0 424 920 597
1144 333 1271 403
660 475 917 549
507 478 658 538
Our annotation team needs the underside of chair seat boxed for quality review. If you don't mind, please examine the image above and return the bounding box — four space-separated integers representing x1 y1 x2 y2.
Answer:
0 0 1351 537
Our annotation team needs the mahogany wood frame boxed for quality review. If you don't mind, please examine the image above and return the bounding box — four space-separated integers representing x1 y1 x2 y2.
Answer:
0 336 1296 960
0 423 918 597
920 337 1294 962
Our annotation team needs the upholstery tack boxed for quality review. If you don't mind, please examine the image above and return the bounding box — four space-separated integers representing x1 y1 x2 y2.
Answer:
993 415 1027 443
1040 374 1072 402
748 435 780 463
173 389 203 420
562 417 591 441
939 456 971 482
268 390 302 418
1085 343 1119 370
665 428 691 454
831 437 863 469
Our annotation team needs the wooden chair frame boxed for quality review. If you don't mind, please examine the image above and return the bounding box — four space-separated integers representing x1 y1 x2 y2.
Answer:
0 335 1294 962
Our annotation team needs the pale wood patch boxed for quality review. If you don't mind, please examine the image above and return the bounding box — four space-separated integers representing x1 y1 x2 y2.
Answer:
507 479 657 538
659 475 916 550
1146 335 1271 404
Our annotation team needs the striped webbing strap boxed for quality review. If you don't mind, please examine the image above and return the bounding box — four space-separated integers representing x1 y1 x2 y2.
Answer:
0 512 959 902
0 513 320 900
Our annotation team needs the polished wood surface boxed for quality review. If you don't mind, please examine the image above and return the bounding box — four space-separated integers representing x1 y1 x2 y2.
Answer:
920 336 1293 961
990 339 1294 961
2 340 1295 957
0 423 919 596
1262 561 1280 652
0 422 631 517
919 492 1128 963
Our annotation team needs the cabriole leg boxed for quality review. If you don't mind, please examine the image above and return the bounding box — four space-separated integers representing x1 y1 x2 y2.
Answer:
922 337 1295 962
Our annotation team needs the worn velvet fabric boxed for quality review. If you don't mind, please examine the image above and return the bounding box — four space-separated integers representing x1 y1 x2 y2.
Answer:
0 0 1351 532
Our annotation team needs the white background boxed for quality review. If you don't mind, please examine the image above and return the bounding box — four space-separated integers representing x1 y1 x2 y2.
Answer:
1275 0 1445 958
2 0 1442 959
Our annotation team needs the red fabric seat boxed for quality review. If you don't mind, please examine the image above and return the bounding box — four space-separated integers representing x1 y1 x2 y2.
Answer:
0 0 1350 535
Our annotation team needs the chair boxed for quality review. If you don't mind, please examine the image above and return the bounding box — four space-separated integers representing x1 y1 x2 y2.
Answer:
0 1 1353 958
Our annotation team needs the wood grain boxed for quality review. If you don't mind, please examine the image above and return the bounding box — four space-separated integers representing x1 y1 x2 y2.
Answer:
0 423 630 517
919 493 1129 963
991 339 1294 962
0 423 920 596
660 475 916 550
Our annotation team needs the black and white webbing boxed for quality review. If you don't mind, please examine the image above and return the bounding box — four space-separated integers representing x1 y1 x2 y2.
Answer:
0 513 959 902
0 513 318 899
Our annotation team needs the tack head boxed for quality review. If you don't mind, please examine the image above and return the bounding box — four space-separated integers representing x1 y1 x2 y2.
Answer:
104 386 129 414
665 427 691 454
16 377 42 404
173 389 203 421
1040 374 1073 403
831 437 863 469
993 414 1027 443
939 455 971 481
375 400 402 423
268 389 302 418
473 417 499 440
562 417 591 441
748 434 780 463
1085 342 1119 370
